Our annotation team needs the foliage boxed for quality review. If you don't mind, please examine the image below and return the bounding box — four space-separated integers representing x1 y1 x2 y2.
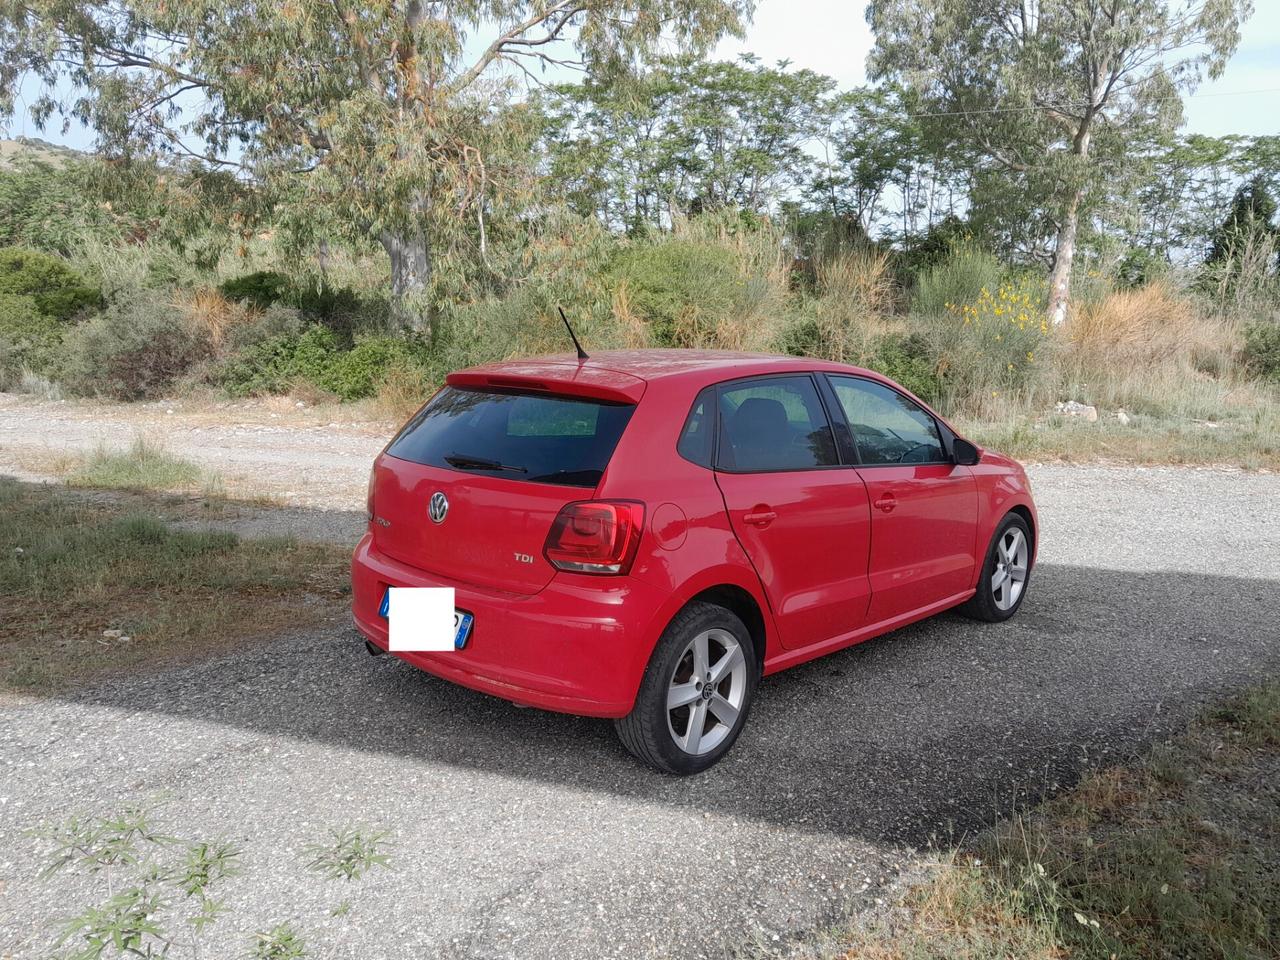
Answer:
303 826 393 882
868 0 1252 318
912 247 1006 318
1 0 751 329
0 245 100 319
930 275 1052 413
0 292 63 385
610 240 743 346
216 326 431 401
61 297 212 400
1243 322 1280 383
1207 175 1280 265
219 271 290 309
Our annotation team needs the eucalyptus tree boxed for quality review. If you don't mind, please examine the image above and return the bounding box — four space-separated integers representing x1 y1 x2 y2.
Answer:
541 55 833 231
0 0 752 330
867 0 1252 323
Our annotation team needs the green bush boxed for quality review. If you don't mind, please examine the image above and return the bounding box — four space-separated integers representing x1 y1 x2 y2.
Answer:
219 270 290 309
216 326 428 400
0 246 101 320
1243 323 1280 383
868 334 942 403
0 293 65 385
912 247 1006 318
216 325 342 397
62 297 212 400
610 241 742 346
322 336 430 400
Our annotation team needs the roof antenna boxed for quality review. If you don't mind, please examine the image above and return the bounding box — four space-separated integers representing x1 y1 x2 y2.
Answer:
558 305 589 362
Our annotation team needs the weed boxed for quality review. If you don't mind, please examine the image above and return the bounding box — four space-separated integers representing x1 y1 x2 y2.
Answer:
303 826 393 882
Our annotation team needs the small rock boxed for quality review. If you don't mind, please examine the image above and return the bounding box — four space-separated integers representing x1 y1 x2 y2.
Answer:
102 629 124 639
295 400 306 408
166 408 174 415
12 547 22 556
1054 400 1098 422
1116 408 1130 426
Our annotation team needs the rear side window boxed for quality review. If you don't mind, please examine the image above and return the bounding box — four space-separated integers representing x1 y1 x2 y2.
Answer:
677 386 716 467
716 376 837 472
387 387 635 487
828 376 946 465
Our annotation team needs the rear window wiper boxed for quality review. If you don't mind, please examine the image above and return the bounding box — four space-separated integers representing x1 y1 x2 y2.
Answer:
444 452 527 473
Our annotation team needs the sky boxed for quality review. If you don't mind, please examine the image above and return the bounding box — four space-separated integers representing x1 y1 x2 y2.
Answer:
7 0 1280 152
714 0 1280 138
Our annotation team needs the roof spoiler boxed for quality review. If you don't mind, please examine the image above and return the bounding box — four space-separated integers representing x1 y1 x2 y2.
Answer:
447 362 646 404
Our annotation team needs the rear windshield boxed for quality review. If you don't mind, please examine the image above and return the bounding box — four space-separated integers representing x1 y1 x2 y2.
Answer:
386 387 636 487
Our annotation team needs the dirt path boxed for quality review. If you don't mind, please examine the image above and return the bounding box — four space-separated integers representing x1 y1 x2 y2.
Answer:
0 392 389 511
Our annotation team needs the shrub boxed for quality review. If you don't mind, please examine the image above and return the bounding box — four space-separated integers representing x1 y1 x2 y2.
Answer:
62 297 212 400
322 336 431 400
216 326 342 398
912 247 1006 319
1243 323 1280 383
609 241 742 347
215 326 429 401
219 270 290 309
0 246 101 319
868 334 942 404
925 275 1052 414
0 293 64 385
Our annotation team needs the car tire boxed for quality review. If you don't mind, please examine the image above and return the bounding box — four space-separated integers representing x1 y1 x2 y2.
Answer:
959 512 1033 622
614 602 758 775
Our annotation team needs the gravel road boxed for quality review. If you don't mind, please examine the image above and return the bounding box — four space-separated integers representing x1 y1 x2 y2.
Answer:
2 394 1279 959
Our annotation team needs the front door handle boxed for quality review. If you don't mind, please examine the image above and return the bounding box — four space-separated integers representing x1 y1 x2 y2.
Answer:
743 507 777 526
873 493 897 513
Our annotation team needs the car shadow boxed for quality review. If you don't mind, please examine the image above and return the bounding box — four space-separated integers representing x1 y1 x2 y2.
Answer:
41 555 1280 846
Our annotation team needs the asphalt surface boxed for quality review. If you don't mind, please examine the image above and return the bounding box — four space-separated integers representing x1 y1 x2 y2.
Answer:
2 464 1279 958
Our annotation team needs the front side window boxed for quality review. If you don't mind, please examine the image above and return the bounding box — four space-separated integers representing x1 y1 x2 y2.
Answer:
716 376 837 472
828 376 946 465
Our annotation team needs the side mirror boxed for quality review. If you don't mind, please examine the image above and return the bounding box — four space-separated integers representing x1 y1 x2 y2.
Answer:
952 437 981 466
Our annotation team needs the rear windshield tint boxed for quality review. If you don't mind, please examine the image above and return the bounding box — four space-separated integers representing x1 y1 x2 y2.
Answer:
387 387 636 487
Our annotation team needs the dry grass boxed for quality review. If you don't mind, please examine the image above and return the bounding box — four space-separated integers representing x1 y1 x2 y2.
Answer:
371 362 433 423
177 288 254 351
1064 281 1219 365
0 479 349 693
836 680 1280 960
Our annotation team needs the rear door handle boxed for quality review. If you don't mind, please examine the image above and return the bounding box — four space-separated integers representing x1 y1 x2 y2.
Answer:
743 507 777 526
873 493 897 513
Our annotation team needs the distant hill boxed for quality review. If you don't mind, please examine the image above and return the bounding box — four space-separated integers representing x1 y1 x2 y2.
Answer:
0 137 85 168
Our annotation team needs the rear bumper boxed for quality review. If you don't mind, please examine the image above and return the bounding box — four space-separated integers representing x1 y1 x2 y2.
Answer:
350 532 662 717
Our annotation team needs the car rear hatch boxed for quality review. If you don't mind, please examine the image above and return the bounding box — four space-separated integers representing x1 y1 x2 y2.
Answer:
370 369 642 595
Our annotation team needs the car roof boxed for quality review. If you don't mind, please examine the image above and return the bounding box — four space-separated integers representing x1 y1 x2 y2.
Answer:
456 349 882 390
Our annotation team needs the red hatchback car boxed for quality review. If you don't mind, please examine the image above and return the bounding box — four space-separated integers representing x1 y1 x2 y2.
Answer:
352 350 1037 773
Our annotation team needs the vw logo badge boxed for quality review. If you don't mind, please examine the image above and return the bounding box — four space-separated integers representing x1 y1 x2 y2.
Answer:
428 491 449 524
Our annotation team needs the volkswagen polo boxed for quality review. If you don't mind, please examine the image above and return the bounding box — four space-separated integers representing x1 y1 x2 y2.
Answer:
352 350 1038 774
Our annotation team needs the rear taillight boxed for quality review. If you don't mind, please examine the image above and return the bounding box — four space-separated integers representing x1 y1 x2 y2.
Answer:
366 464 376 522
543 501 645 575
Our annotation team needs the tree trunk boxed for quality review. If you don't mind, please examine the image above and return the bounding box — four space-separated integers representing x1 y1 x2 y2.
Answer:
381 229 431 335
1047 186 1082 326
1047 121 1093 326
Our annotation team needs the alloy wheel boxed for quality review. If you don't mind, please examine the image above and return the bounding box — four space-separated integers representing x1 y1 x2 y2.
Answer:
991 526 1029 611
665 628 747 756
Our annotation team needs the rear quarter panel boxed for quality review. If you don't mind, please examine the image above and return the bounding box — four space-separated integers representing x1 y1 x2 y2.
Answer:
596 376 781 679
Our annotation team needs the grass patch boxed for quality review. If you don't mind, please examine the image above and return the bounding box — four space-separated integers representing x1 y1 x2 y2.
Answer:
67 436 215 493
962 412 1280 470
841 680 1280 959
0 478 349 692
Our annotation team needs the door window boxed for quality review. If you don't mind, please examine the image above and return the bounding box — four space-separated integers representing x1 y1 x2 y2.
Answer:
716 376 837 472
828 377 946 465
